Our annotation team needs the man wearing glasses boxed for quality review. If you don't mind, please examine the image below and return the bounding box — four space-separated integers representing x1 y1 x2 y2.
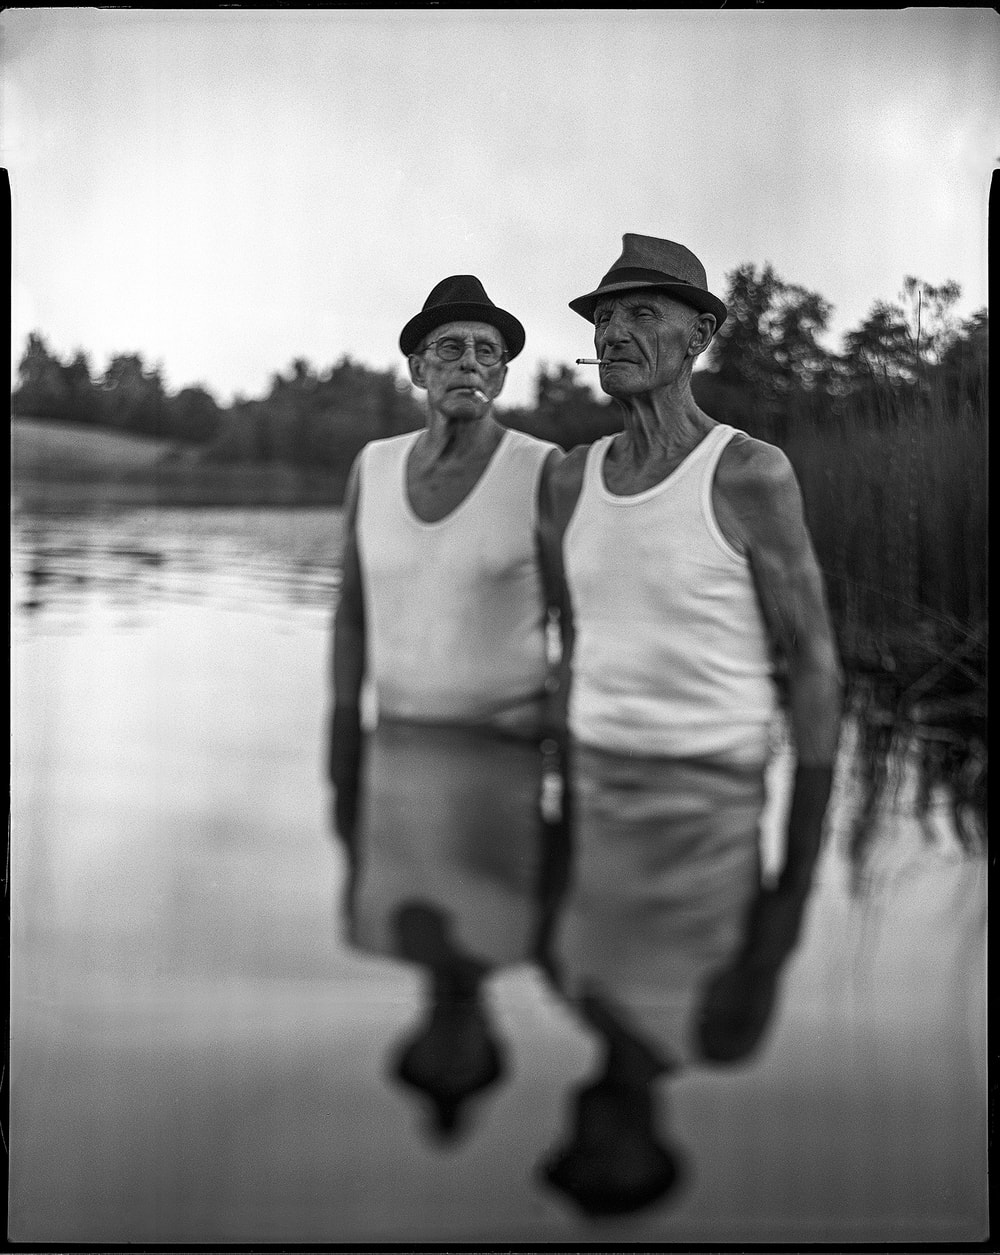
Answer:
331 274 561 756
328 276 564 1134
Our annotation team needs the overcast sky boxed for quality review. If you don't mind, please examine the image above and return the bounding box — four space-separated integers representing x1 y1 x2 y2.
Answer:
3 7 997 410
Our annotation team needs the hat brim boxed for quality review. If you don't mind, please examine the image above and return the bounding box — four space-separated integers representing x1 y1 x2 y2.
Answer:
569 279 728 329
399 302 525 359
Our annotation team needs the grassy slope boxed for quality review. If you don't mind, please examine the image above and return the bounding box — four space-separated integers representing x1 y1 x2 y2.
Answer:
11 417 345 507
12 416 174 477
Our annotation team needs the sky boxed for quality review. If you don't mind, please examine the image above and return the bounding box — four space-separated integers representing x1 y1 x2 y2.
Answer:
3 7 997 411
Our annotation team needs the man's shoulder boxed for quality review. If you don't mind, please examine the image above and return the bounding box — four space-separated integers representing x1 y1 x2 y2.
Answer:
503 426 563 468
716 429 796 495
345 431 419 510
356 429 420 471
368 430 421 451
504 425 560 452
538 442 591 532
713 430 807 546
549 442 590 491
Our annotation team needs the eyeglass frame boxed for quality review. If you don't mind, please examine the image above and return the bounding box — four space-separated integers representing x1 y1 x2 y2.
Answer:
418 335 509 366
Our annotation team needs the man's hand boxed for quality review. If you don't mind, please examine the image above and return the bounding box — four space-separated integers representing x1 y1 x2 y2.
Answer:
739 881 814 968
774 763 835 897
694 887 805 1065
695 764 834 1063
328 704 363 848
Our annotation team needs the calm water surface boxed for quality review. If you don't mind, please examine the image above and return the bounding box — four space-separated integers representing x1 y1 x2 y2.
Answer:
10 504 988 1244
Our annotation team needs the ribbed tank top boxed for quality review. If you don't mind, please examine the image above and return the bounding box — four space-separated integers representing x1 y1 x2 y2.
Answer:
565 424 778 763
357 427 557 735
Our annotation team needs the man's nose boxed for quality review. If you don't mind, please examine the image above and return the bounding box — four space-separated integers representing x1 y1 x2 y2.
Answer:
599 309 630 344
457 342 480 368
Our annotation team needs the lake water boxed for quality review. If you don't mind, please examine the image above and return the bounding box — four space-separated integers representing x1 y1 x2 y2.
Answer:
9 504 988 1244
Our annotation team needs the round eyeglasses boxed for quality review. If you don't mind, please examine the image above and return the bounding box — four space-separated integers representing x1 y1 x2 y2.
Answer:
422 337 507 366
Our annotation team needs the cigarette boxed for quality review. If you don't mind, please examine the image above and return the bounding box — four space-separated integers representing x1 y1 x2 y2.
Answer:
472 389 489 402
575 358 608 365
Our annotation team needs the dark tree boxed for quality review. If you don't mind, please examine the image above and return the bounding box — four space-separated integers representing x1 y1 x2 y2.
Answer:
706 262 834 397
100 353 167 436
695 263 835 441
12 332 69 420
164 385 222 444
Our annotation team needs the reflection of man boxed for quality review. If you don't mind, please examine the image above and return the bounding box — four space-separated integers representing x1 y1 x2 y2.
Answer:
537 234 843 1212
345 721 552 1139
328 275 563 1138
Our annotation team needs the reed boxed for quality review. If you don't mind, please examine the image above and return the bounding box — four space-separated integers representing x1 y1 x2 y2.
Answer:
782 361 987 866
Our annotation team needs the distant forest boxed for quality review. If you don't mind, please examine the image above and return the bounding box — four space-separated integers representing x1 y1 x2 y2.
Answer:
11 262 987 462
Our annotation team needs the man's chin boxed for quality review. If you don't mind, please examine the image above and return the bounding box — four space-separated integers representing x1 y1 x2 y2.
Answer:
600 380 634 400
597 364 641 398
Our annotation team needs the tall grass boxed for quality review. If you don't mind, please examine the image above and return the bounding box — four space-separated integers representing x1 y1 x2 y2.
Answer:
782 362 987 867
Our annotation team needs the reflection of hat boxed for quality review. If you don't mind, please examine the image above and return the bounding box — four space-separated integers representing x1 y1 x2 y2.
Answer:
399 275 526 359
569 234 728 328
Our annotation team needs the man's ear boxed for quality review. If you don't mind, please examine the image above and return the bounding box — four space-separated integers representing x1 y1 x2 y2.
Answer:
689 314 717 359
408 353 428 391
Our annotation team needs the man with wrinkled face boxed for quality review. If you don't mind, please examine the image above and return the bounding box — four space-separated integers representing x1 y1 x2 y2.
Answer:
592 290 710 401
408 319 507 423
332 277 562 743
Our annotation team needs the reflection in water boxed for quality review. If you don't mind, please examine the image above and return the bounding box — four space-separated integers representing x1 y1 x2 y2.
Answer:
555 748 767 1071
845 669 987 894
333 723 793 1218
846 702 987 897
334 720 564 1143
389 904 507 1141
540 747 782 1216
11 505 987 1243
13 505 342 619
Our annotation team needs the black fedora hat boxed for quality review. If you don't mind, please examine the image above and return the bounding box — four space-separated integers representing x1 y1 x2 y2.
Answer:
399 275 525 360
569 234 728 329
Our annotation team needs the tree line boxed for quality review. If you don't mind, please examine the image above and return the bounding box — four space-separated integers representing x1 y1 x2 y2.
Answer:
11 263 987 464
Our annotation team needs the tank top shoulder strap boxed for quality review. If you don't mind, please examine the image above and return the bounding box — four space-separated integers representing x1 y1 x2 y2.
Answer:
696 423 746 557
583 434 614 493
500 427 559 475
484 429 558 530
698 423 738 479
358 431 420 517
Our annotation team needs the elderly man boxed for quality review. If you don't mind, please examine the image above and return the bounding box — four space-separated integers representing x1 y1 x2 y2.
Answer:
331 274 562 812
536 234 843 1213
329 275 563 1132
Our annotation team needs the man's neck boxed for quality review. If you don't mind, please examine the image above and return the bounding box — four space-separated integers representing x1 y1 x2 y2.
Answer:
419 411 505 464
612 385 714 471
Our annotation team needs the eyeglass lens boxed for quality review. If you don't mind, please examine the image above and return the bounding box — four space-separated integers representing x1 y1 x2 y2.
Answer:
432 339 503 364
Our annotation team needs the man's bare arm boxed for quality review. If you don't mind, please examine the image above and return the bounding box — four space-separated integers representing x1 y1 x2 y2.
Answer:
715 439 843 946
332 457 366 714
329 457 366 840
535 446 588 731
726 443 842 763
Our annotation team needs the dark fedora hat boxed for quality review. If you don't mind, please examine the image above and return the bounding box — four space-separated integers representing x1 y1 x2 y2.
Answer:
569 234 728 329
399 275 526 359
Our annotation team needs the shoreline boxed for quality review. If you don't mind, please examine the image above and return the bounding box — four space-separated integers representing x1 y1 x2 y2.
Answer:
12 475 347 511
11 415 348 509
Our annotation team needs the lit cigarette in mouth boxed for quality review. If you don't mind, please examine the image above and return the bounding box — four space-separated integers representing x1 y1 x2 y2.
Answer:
472 389 489 402
575 358 609 365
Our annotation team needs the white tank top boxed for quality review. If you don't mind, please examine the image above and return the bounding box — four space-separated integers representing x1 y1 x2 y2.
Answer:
357 427 557 735
565 424 779 763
